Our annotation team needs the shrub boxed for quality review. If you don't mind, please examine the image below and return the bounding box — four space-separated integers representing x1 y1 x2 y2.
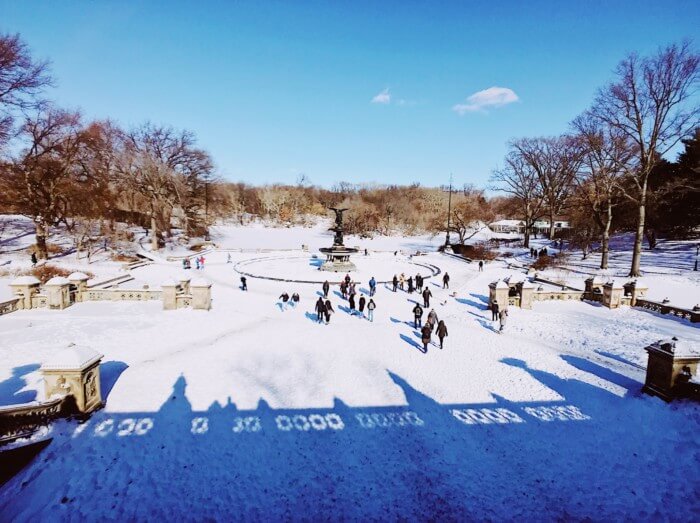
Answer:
531 252 568 271
111 253 139 262
452 243 498 260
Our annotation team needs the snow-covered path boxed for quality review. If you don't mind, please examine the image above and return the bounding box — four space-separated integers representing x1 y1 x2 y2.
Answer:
1 241 699 520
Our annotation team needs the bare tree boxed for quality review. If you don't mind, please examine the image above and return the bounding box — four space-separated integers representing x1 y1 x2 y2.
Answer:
0 108 89 259
511 136 583 240
447 186 494 244
491 150 546 248
586 42 699 276
572 114 637 268
0 33 52 149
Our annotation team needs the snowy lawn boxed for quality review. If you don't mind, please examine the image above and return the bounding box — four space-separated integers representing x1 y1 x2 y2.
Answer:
1 224 699 520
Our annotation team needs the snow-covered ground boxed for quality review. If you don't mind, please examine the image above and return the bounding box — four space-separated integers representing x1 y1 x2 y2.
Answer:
1 217 699 520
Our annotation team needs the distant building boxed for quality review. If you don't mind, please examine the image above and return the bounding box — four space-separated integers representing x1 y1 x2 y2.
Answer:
489 219 570 236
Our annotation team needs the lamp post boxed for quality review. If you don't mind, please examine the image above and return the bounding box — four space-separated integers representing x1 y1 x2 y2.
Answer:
443 174 454 247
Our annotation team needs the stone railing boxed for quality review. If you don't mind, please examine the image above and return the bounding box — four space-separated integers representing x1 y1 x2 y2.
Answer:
0 298 20 317
534 290 586 302
84 288 162 302
0 397 64 444
635 299 699 323
30 294 48 308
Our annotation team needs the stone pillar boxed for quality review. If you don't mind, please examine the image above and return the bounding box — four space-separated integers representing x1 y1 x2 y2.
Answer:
190 278 212 310
488 280 509 310
179 277 191 295
161 279 178 310
519 280 536 310
643 337 700 401
602 281 623 309
68 272 90 302
10 276 41 309
45 277 72 310
41 344 104 414
624 279 647 306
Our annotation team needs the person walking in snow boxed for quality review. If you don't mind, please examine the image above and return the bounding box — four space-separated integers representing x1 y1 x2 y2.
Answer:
324 299 334 324
278 292 290 310
407 276 414 294
421 324 432 353
416 273 423 292
291 292 300 307
491 300 500 321
227 253 232 264
240 276 247 291
199 255 206 269
369 277 377 297
344 273 351 286
413 303 424 329
478 260 483 272
340 281 348 299
422 287 432 308
349 281 357 298
359 295 366 318
322 280 330 298
195 257 201 270
436 320 448 349
349 293 356 315
442 272 450 289
392 275 398 292
31 251 37 266
367 298 376 322
315 297 325 323
427 309 438 332
399 273 406 291
499 308 508 333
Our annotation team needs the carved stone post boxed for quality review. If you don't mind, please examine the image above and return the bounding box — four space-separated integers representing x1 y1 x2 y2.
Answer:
10 276 41 309
161 279 178 310
45 277 72 310
68 272 90 303
488 280 509 309
190 278 212 310
602 281 623 309
519 280 535 310
643 337 700 401
41 344 104 414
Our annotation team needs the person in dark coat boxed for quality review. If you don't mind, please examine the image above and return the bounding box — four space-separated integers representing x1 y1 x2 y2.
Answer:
416 274 423 292
315 297 325 323
442 272 450 289
412 304 423 329
291 292 300 307
322 280 330 298
491 300 500 321
324 299 334 324
279 292 290 311
421 324 432 352
422 287 432 308
367 298 376 322
407 276 414 294
369 277 376 297
349 293 356 315
240 276 247 291
436 320 448 349
358 295 366 318
392 275 398 292
340 281 348 299
344 274 351 285
31 251 37 266
478 260 483 272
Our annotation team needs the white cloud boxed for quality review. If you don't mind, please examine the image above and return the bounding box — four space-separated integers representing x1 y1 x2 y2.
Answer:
452 86 519 115
371 88 391 104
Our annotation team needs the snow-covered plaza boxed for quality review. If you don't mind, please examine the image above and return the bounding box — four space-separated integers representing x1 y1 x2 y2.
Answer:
1 222 699 520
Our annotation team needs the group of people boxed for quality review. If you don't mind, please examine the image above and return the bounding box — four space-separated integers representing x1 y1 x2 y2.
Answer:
411 304 448 352
390 272 450 293
529 247 548 258
337 274 377 321
183 255 206 270
490 299 509 333
278 292 300 310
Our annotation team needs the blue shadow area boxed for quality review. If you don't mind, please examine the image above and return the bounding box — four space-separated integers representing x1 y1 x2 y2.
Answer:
0 364 40 406
2 366 699 521
99 361 128 403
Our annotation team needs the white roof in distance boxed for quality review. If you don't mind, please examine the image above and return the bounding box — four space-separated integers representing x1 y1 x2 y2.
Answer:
68 272 90 281
45 276 71 286
190 277 211 287
41 344 104 371
11 275 41 285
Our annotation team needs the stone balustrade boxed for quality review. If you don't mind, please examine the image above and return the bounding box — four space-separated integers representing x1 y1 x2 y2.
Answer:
643 337 700 401
0 298 20 317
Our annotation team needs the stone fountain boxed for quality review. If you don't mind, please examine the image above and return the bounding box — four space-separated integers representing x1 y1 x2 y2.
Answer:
319 207 358 272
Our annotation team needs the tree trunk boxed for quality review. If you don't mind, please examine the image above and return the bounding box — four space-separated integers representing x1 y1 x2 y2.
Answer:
35 222 49 260
629 201 645 277
523 227 530 248
150 215 159 251
600 201 612 270
549 209 555 240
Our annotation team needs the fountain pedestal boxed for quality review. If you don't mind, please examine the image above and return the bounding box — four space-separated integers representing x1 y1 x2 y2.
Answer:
319 208 358 272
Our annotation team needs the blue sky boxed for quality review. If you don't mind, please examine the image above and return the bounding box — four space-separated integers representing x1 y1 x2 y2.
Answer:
2 0 698 188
